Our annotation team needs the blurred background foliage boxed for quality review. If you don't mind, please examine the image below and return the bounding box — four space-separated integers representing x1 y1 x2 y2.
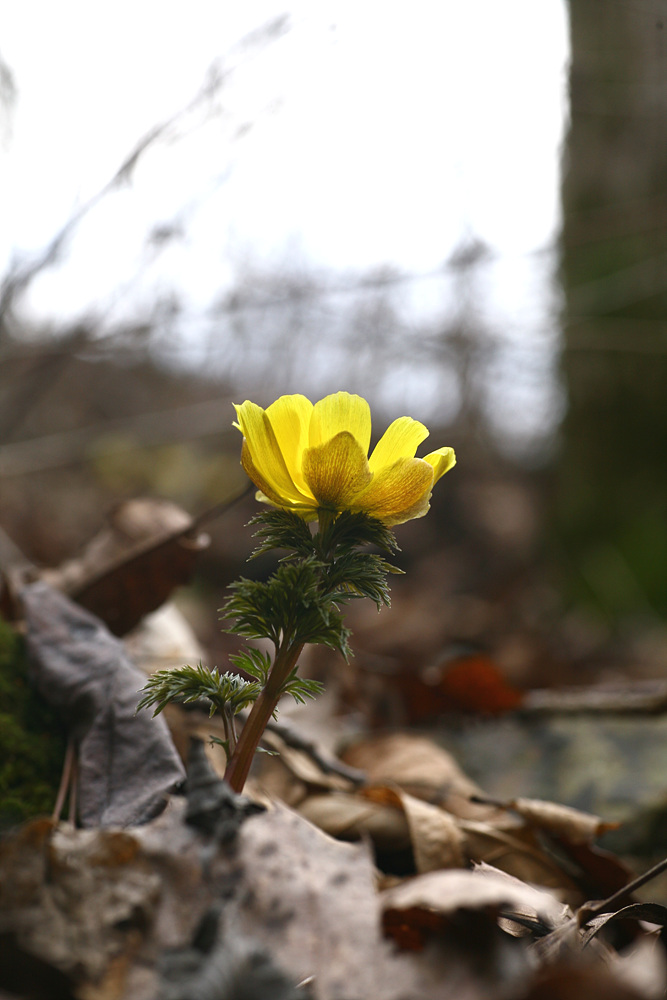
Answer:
0 0 665 696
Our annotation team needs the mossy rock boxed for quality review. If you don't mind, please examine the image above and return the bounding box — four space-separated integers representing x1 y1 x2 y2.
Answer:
0 618 66 829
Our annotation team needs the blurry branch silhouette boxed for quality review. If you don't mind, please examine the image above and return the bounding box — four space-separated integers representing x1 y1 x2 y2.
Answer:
0 15 291 445
0 328 90 442
0 13 291 345
5 1 664 469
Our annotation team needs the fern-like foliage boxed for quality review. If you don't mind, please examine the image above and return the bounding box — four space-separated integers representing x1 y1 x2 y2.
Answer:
221 557 350 655
248 509 314 559
228 646 272 685
221 510 401 653
137 662 260 719
322 550 399 608
280 668 325 705
315 509 400 558
139 508 402 771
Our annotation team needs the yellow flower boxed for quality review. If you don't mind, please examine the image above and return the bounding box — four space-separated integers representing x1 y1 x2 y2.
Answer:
233 391 455 526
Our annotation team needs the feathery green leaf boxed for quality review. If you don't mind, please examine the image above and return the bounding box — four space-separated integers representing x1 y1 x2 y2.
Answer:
137 662 260 718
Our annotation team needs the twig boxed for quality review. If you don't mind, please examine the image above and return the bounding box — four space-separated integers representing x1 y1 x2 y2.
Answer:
579 854 667 925
260 715 366 787
190 702 366 787
52 737 76 823
67 751 78 825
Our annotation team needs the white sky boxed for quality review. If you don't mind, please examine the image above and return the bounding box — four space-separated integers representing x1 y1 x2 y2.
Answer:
0 1 570 451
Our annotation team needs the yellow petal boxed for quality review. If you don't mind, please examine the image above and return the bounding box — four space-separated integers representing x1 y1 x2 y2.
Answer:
302 431 373 509
239 442 298 509
234 400 309 505
254 488 319 521
266 394 314 493
309 392 372 454
352 457 434 525
369 416 430 473
423 447 456 483
386 491 433 525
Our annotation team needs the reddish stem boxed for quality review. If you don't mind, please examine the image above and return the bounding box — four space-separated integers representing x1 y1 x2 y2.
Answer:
224 641 304 792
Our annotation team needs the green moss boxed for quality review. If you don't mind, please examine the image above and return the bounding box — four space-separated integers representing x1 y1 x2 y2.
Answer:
0 619 66 829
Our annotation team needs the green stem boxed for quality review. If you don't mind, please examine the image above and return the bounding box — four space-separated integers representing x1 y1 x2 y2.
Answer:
223 704 237 760
224 641 304 792
317 509 335 533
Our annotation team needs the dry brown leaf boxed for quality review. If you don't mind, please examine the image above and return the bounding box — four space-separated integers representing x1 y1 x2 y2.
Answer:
380 863 571 952
283 733 606 898
554 838 635 904
298 791 412 851
1 801 425 998
361 785 466 872
474 797 631 904
296 783 466 872
260 729 354 792
2 795 657 999
216 802 408 998
507 797 619 844
227 804 539 999
250 728 357 811
250 748 311 810
341 732 501 821
302 788 588 902
256 730 625 910
381 862 571 925
0 818 163 987
142 797 461 1000
516 963 651 1000
460 819 585 906
41 498 209 636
